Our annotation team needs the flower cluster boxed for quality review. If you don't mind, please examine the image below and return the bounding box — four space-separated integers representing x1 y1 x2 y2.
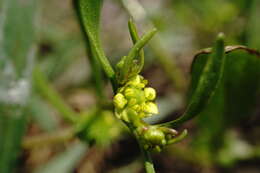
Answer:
113 74 186 152
113 75 158 122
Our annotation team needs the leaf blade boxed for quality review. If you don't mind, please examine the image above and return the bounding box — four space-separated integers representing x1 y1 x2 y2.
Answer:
161 33 226 128
76 0 115 82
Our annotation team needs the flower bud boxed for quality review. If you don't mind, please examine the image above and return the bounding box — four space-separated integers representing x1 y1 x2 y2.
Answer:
127 75 141 87
144 128 165 145
121 109 130 122
144 87 156 100
142 79 148 85
139 112 147 118
154 145 162 153
128 98 137 106
144 102 158 114
132 105 141 112
144 144 150 150
124 88 135 99
113 93 127 109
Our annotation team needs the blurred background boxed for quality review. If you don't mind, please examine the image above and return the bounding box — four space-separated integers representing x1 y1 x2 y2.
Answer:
0 0 260 172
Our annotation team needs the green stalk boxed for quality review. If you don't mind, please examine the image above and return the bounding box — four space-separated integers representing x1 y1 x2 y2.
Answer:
128 20 156 173
138 142 156 173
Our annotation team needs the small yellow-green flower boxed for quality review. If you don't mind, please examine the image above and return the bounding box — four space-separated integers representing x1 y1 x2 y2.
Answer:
113 93 127 109
144 87 156 100
144 102 158 114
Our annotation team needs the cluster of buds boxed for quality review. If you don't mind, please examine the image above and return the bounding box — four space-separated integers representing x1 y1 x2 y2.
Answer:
113 75 158 122
139 126 179 152
113 74 186 151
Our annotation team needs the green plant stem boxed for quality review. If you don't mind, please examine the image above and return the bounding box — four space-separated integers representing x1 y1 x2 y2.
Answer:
33 67 78 123
127 20 157 173
139 143 156 173
128 124 156 173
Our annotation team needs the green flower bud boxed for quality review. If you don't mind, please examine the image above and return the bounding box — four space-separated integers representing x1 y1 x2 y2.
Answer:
144 102 158 114
128 98 137 106
124 88 135 99
142 79 148 85
144 87 156 100
144 127 165 145
144 144 150 150
139 112 147 118
132 105 141 112
127 75 142 87
154 145 162 153
136 83 146 89
116 109 131 122
121 109 130 122
113 93 127 109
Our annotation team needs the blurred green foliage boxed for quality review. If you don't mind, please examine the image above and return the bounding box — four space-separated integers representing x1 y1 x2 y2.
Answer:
0 0 260 172
0 0 38 172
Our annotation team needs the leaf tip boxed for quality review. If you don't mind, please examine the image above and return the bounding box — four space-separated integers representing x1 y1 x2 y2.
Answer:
217 32 225 41
151 27 158 34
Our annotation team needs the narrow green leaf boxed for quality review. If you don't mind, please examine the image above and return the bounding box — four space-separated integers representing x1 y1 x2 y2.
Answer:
161 33 226 128
125 28 157 71
75 0 115 84
73 0 105 101
128 19 145 73
117 28 157 84
0 107 28 173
